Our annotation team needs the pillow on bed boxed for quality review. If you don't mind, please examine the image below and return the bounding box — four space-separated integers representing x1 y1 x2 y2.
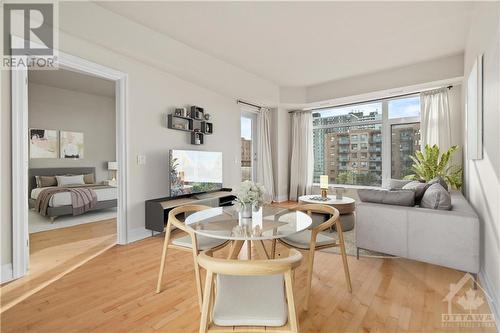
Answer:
56 175 85 186
83 173 95 184
37 176 57 187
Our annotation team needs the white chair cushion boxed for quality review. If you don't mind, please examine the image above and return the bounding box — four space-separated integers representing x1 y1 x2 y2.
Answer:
171 234 227 251
281 230 335 249
213 274 287 327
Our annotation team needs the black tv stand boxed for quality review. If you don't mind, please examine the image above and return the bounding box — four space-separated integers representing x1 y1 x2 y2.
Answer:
145 188 235 233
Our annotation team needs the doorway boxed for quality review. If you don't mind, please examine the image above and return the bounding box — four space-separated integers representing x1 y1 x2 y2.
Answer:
240 111 258 181
6 40 128 311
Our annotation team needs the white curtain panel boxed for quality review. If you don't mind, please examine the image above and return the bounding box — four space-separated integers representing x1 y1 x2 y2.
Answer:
289 111 313 201
256 108 275 200
420 88 452 151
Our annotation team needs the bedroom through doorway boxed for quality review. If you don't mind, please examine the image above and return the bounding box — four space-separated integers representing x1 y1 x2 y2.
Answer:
1 68 118 310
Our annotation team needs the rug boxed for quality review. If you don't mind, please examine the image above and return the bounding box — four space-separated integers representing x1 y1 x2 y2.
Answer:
320 228 396 259
28 208 117 233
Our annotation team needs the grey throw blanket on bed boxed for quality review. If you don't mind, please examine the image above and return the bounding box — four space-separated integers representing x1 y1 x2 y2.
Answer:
35 187 98 216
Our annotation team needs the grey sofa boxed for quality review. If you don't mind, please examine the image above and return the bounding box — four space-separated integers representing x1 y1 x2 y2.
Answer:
356 190 480 275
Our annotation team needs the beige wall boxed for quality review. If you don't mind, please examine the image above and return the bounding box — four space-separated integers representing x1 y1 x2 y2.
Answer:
28 82 116 182
1 2 280 267
463 2 500 318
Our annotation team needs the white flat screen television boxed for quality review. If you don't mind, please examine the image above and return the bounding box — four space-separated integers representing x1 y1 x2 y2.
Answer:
169 149 223 197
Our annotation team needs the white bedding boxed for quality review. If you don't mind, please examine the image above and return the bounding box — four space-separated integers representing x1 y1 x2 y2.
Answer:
31 186 117 207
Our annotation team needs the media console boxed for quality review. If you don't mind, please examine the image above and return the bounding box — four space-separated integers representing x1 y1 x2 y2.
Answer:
145 188 235 233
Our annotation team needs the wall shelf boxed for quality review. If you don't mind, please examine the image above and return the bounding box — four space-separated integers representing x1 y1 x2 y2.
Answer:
166 106 212 145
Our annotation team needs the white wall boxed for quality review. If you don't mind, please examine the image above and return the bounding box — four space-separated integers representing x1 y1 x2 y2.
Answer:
0 2 279 267
305 54 464 103
28 83 116 182
463 2 500 321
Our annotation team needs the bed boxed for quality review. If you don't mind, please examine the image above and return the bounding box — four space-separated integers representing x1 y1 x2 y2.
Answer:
28 167 118 221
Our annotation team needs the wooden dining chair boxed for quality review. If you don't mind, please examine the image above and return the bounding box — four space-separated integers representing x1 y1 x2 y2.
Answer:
156 204 230 310
271 203 352 311
197 248 303 333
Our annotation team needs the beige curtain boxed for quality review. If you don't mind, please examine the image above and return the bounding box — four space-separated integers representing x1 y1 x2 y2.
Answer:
289 111 313 201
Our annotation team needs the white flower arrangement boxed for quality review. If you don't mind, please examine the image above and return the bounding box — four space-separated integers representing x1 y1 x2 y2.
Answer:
234 180 268 211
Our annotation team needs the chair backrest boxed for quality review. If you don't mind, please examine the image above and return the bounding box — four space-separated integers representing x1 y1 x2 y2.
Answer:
293 203 340 231
168 204 211 231
198 249 303 276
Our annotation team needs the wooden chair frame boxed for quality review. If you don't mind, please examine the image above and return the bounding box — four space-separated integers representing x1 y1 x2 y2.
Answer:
271 203 352 311
156 204 230 311
197 249 303 333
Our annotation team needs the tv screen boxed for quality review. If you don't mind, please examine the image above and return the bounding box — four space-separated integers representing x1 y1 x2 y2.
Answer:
169 149 223 196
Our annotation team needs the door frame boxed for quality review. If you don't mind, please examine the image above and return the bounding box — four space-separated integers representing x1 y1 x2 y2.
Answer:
11 36 129 280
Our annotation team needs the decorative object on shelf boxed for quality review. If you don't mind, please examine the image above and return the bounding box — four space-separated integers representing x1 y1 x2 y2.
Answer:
174 107 188 118
234 180 268 218
60 131 84 159
201 121 213 134
190 106 204 120
204 113 211 120
334 187 345 200
108 161 118 182
467 54 483 160
29 128 58 159
320 175 329 198
403 144 462 189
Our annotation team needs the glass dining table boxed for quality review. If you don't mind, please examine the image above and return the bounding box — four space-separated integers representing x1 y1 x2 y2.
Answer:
184 205 312 259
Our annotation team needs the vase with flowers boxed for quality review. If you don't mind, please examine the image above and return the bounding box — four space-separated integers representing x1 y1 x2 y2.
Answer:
234 181 268 218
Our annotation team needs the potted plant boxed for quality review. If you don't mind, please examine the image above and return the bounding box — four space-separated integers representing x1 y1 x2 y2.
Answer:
234 181 268 218
404 144 463 189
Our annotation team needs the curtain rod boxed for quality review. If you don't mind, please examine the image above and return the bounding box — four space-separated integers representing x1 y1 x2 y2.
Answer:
237 100 262 109
288 85 453 114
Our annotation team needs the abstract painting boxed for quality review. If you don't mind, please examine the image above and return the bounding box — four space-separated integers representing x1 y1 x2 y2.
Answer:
29 129 58 158
60 131 84 159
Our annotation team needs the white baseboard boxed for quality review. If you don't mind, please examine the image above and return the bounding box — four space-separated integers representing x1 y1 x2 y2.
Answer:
479 269 500 330
127 227 152 244
1 263 14 284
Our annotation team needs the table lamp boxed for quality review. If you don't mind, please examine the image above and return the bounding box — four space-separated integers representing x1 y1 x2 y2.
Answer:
108 161 118 181
320 175 329 198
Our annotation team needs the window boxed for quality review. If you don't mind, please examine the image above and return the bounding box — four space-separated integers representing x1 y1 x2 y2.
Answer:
312 95 420 186
241 113 257 181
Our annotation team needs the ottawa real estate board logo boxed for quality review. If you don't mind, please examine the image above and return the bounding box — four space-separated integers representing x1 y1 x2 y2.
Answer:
442 273 495 328
2 1 58 69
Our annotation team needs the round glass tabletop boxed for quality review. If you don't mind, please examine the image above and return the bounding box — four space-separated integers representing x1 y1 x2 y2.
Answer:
184 206 312 241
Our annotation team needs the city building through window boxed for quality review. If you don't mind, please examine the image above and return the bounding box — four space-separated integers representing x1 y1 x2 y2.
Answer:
312 95 421 187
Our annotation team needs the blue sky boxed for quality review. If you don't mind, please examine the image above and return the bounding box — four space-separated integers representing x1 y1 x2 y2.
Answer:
241 117 252 140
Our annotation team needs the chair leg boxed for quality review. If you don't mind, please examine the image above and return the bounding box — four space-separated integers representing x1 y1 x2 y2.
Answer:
199 271 213 333
191 236 204 311
247 240 252 260
284 271 299 333
337 222 352 293
156 221 172 293
271 239 277 259
304 247 316 311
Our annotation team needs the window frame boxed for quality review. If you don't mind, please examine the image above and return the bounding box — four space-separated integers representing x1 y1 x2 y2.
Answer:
312 94 420 188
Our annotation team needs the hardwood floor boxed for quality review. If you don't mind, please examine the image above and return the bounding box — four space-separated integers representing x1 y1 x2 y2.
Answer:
1 229 495 332
0 219 116 312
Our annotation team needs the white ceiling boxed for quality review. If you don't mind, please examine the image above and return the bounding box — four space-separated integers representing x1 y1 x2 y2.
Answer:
98 1 473 87
28 69 115 97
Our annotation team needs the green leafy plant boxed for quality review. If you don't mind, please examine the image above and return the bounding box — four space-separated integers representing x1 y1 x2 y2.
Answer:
403 144 463 189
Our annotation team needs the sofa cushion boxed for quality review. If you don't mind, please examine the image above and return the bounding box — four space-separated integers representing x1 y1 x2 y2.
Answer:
402 181 429 204
420 183 451 210
358 189 415 207
388 179 412 190
428 176 449 192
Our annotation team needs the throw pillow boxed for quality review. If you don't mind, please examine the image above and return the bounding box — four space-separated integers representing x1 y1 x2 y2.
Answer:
83 173 95 184
420 183 452 210
38 175 57 187
358 189 415 207
428 176 449 192
56 175 85 186
402 181 429 204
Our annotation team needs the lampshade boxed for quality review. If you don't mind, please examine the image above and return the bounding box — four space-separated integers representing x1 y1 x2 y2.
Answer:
320 175 329 189
108 161 118 171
